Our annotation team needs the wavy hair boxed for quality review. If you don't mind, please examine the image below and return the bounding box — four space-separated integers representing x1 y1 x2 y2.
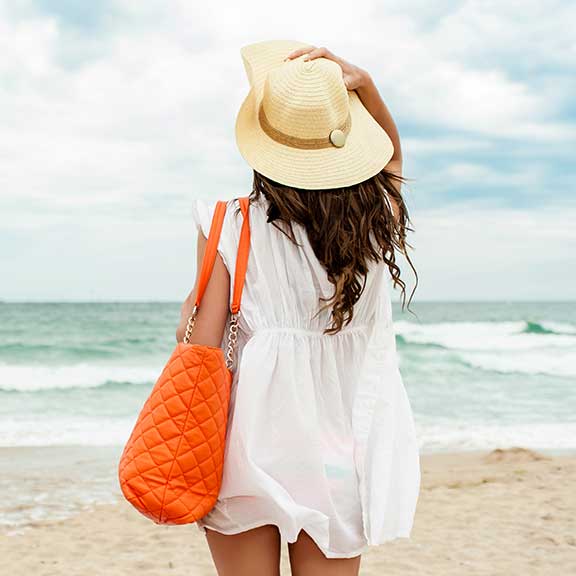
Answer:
246 168 418 335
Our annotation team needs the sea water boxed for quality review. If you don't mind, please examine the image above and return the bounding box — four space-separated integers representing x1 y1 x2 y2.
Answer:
1 301 575 529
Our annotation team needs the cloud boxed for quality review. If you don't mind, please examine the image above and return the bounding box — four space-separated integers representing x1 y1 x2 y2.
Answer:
31 0 118 31
5 199 575 302
430 0 576 71
404 137 493 155
0 3 247 218
0 0 574 300
401 203 576 301
429 161 545 188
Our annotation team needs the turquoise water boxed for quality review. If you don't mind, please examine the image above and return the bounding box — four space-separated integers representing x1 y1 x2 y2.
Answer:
1 301 575 452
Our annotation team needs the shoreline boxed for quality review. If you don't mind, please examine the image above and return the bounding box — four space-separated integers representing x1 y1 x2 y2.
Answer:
1 446 575 574
1 444 575 533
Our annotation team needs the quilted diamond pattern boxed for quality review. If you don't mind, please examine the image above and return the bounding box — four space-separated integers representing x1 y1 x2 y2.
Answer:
118 342 232 525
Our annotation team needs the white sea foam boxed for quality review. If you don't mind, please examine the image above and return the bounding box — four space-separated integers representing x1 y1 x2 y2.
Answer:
0 416 136 447
0 363 159 392
394 319 576 377
459 349 576 378
395 320 576 351
541 321 576 335
416 421 576 453
3 414 576 453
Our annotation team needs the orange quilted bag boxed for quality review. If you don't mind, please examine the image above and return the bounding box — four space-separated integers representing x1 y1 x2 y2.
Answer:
118 197 251 524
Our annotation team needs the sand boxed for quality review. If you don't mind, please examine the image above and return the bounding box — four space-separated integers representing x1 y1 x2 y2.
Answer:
1 447 575 575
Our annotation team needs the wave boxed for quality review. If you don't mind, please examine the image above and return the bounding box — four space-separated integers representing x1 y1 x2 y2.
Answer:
457 349 576 378
395 334 447 350
3 414 576 451
0 337 167 362
395 320 576 352
0 416 135 447
0 363 159 392
529 320 576 335
522 321 555 335
416 421 576 453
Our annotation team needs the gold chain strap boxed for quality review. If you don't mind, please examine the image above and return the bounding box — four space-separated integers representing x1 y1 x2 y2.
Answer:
182 305 198 344
183 307 239 371
225 313 239 370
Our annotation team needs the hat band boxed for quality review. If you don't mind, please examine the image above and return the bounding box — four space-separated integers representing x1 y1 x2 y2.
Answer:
258 104 351 150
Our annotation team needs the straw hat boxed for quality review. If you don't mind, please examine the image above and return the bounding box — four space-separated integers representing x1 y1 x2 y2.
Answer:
235 39 394 190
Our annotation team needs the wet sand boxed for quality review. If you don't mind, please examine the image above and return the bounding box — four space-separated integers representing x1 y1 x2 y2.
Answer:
1 446 575 575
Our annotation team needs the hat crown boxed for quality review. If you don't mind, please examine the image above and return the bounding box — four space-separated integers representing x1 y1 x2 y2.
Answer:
260 58 350 140
236 40 394 189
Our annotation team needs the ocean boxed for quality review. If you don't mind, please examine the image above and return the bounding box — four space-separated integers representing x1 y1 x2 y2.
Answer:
1 301 575 531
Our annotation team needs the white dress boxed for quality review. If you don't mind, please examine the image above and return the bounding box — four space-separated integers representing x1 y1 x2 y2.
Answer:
190 195 421 559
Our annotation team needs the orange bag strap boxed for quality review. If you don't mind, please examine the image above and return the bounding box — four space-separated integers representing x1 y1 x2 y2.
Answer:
194 197 251 314
231 197 251 315
194 200 228 308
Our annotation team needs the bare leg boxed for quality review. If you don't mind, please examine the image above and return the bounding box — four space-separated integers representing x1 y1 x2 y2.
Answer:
205 525 282 576
288 529 362 576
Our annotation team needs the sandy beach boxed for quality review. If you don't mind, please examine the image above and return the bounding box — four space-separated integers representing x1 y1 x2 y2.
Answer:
1 446 574 575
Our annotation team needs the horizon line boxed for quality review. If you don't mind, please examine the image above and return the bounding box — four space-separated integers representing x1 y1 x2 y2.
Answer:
1 299 574 305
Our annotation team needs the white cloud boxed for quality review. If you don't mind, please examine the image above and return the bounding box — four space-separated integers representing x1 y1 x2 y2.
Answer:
427 161 545 189
0 0 574 300
399 203 576 301
404 137 493 155
5 200 575 302
0 11 58 77
430 0 576 69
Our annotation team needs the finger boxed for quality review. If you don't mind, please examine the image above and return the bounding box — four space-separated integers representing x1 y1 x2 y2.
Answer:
302 46 334 61
284 45 316 61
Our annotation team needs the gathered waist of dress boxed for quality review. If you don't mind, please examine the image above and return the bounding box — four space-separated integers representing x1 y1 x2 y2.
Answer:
248 323 371 338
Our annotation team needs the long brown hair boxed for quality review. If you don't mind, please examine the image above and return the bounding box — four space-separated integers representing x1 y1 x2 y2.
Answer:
247 168 418 335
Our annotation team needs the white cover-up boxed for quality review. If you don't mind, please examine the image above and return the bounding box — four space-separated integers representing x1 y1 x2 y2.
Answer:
190 195 421 559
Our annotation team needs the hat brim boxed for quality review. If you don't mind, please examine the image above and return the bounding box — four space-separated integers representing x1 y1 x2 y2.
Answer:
235 40 395 190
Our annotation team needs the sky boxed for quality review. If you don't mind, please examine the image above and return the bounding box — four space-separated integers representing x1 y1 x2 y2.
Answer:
0 0 574 302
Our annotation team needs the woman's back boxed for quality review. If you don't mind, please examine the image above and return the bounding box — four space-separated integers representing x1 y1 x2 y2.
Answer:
191 195 420 559
207 194 391 330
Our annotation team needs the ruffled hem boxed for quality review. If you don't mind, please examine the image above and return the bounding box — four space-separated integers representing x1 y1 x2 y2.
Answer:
194 517 415 559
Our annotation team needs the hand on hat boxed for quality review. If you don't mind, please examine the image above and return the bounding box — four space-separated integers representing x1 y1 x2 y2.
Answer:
286 43 403 175
284 46 369 91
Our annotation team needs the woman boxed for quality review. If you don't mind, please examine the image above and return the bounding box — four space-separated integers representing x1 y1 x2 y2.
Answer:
177 40 420 576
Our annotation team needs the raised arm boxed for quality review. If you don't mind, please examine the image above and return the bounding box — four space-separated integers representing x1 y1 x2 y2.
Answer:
354 74 402 175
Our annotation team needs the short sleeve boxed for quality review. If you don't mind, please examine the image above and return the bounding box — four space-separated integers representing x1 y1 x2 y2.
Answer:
190 197 240 280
